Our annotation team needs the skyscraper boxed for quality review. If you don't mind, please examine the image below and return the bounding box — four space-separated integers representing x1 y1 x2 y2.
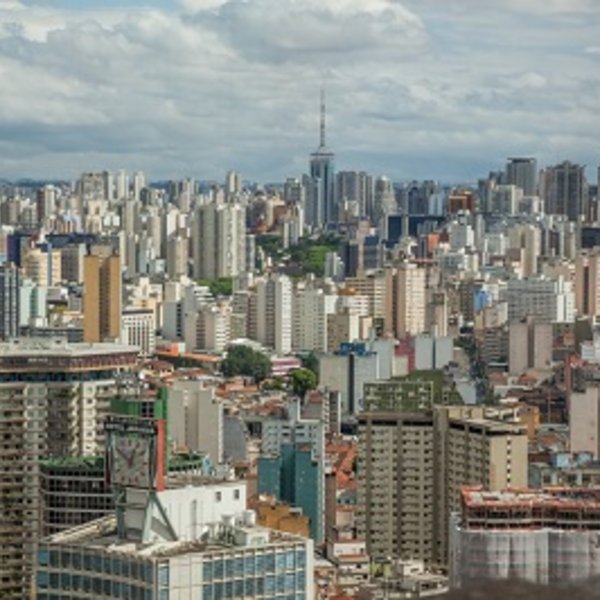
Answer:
541 160 589 221
505 157 537 196
308 90 336 228
0 261 19 339
83 246 122 343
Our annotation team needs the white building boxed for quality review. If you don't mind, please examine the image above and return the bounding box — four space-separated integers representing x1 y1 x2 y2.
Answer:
121 307 156 357
505 276 574 323
168 380 224 464
37 480 314 599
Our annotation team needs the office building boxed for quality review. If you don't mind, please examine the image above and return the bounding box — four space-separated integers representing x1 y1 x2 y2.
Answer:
356 391 527 567
37 480 314 599
450 487 600 587
83 246 122 343
0 338 137 599
0 261 19 339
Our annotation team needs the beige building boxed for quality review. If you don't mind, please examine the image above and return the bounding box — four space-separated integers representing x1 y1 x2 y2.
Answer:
83 247 121 343
570 386 600 459
344 272 390 325
357 397 527 567
508 317 553 375
394 262 427 337
23 246 62 286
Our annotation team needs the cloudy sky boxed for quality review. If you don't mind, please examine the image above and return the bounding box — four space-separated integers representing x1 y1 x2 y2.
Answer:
0 0 598 183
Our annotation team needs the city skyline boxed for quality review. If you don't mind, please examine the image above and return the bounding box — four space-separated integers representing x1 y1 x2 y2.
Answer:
0 0 598 182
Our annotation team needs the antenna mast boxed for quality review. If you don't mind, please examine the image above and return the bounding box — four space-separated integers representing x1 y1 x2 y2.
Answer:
320 89 326 148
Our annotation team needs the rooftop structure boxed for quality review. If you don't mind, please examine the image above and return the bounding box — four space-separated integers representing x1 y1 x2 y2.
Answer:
37 481 314 599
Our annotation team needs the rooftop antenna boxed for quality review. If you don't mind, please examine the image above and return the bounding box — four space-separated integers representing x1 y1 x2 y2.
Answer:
320 89 326 148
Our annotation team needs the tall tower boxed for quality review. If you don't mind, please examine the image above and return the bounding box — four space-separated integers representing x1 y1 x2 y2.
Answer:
308 90 336 228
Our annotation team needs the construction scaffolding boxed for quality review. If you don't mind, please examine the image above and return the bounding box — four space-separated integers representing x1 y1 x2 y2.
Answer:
450 487 600 587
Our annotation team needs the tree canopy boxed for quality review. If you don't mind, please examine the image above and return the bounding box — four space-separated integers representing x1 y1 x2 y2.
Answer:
221 345 271 382
290 368 318 398
198 277 233 297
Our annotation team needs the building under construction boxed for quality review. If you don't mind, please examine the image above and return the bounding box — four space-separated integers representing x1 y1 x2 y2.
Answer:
450 486 600 588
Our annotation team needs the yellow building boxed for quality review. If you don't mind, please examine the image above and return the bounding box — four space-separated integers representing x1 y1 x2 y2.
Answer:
83 247 121 343
250 495 310 539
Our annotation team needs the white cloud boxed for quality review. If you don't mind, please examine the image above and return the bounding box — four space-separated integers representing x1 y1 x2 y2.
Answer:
0 0 596 181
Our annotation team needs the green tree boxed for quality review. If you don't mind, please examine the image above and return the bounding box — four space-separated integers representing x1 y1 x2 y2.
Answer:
198 277 233 297
221 345 271 382
300 352 319 382
290 368 317 398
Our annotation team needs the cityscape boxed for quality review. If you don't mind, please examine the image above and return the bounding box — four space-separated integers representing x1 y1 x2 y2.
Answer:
2 1 600 600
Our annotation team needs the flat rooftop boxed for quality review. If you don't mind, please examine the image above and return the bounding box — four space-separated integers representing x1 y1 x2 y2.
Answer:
44 516 304 559
463 487 600 509
0 338 139 358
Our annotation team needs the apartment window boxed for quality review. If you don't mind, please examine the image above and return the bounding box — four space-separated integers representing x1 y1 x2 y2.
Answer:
216 491 222 502
234 489 240 500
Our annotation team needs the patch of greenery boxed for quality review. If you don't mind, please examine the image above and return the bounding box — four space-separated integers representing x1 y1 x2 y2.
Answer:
198 277 233 297
290 368 318 398
221 345 271 382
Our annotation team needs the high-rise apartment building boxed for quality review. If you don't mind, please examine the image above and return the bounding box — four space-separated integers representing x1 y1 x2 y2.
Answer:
166 233 188 279
192 202 246 280
292 285 337 353
0 338 137 599
356 383 527 567
256 274 293 355
394 262 427 337
505 157 537 196
83 246 122 343
0 261 19 339
308 91 336 227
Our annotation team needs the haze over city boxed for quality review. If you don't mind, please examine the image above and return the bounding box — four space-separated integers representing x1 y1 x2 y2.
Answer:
0 0 599 181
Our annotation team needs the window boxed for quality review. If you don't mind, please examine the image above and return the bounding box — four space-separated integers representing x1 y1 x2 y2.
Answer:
234 489 240 500
216 491 222 502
